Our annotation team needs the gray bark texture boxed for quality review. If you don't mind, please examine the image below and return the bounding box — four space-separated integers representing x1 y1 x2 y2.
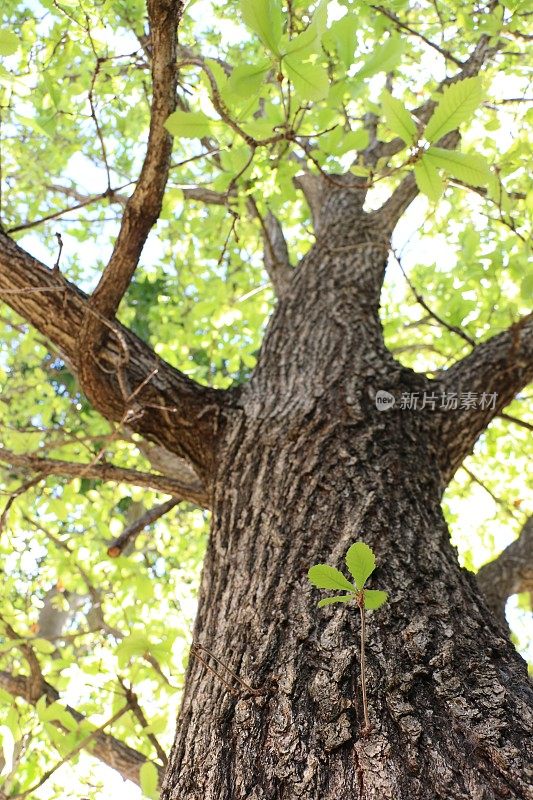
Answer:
159 187 533 800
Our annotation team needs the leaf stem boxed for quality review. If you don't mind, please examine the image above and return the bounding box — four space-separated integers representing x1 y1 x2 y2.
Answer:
358 594 370 733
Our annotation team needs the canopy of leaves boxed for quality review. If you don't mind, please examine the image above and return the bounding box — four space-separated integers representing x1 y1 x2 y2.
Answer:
0 0 531 796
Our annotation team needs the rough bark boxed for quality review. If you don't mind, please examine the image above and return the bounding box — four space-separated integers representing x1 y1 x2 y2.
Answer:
1 17 532 798
2 187 532 800
0 233 225 482
161 197 533 800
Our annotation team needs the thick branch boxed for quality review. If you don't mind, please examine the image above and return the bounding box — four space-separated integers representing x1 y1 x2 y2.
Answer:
293 173 325 228
0 234 225 480
377 133 459 234
0 448 208 508
0 670 163 788
181 186 228 205
431 313 533 483
85 0 182 322
247 199 292 298
477 517 533 628
76 2 184 431
261 211 292 297
377 173 419 236
132 438 205 489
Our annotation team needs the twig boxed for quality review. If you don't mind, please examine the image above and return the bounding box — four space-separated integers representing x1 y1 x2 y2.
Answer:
0 448 208 506
498 412 533 432
371 5 463 66
53 232 63 272
0 474 44 534
119 679 168 766
190 645 240 696
87 55 112 192
175 58 291 148
216 212 239 267
107 497 179 556
462 466 521 521
191 643 262 696
12 702 132 799
393 250 476 348
7 194 112 234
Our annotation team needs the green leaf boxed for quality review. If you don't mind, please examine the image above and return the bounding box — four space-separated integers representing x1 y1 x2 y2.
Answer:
340 129 370 152
381 90 417 146
520 272 533 302
363 590 388 610
16 114 53 139
116 631 151 667
37 700 78 730
318 594 354 607
140 761 159 800
414 156 445 202
0 31 19 57
354 36 405 81
424 77 483 143
308 564 355 591
345 542 375 590
164 110 215 139
317 127 369 159
323 14 358 68
226 61 270 97
284 58 329 102
32 637 56 654
284 27 317 59
0 724 15 771
425 147 491 187
310 0 329 37
285 0 328 54
240 0 283 55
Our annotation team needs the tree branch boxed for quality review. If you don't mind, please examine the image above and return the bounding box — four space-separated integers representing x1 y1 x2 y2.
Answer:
261 211 292 298
84 0 182 323
0 233 226 481
76 1 185 432
377 133 460 234
181 186 228 205
431 313 533 483
477 517 533 628
391 243 475 346
247 200 292 298
0 448 209 507
498 411 533 432
0 670 163 788
364 30 498 168
107 497 181 556
370 5 463 66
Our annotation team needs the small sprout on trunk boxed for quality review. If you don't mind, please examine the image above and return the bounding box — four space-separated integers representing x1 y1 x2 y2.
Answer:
308 541 388 735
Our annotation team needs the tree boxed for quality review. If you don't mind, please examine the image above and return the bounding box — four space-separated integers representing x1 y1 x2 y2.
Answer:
0 0 532 797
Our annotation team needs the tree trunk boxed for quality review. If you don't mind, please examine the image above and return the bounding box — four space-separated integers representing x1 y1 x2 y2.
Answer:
161 227 533 799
